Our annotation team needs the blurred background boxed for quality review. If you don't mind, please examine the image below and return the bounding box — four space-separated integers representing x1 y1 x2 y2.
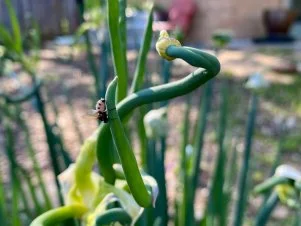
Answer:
0 0 301 225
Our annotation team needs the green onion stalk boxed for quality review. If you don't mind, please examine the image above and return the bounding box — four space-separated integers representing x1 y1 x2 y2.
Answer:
182 80 213 225
255 191 279 226
176 94 191 225
2 76 66 204
30 29 220 225
107 0 128 101
233 73 269 226
232 93 258 226
97 30 221 191
3 119 23 226
74 0 101 98
1 106 52 215
130 4 154 175
95 208 132 225
105 77 153 207
206 79 229 226
0 168 7 226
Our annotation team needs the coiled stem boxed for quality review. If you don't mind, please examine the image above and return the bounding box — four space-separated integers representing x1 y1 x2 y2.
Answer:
97 36 220 188
105 77 152 207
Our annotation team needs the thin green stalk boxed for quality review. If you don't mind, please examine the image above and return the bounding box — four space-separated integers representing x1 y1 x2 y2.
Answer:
30 205 86 226
47 92 73 167
34 88 64 204
130 5 154 93
147 139 156 176
106 77 152 207
207 80 229 226
107 0 128 101
146 139 158 226
4 119 25 225
12 170 22 226
119 0 129 83
155 138 168 225
96 208 132 225
86 35 101 97
254 191 279 226
137 106 148 169
253 176 290 194
3 73 64 204
51 124 73 167
0 166 8 226
18 112 52 209
257 137 284 218
97 45 220 184
233 94 258 226
99 37 110 97
178 95 191 226
294 210 301 226
180 95 191 172
269 137 284 177
223 143 238 226
160 60 172 107
75 0 100 98
186 81 213 225
19 167 42 214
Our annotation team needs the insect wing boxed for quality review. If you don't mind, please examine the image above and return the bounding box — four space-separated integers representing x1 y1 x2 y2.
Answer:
84 109 99 119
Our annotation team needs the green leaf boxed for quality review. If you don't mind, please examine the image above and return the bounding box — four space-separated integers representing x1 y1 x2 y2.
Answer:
4 0 23 53
0 25 14 51
107 0 128 101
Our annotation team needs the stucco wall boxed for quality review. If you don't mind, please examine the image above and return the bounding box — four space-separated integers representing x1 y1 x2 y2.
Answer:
154 0 281 43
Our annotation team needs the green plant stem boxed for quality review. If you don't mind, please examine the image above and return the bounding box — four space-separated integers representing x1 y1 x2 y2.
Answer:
207 80 229 226
0 167 7 226
253 176 290 194
106 77 152 207
107 0 128 101
178 95 191 226
96 208 132 225
186 81 213 225
254 192 279 226
97 47 220 184
258 137 284 218
130 5 154 93
19 167 42 214
156 138 168 225
270 137 284 177
75 0 100 98
4 119 25 225
100 37 110 97
137 106 148 169
34 87 64 204
160 60 172 107
12 171 22 226
119 0 129 83
30 205 86 226
233 93 258 226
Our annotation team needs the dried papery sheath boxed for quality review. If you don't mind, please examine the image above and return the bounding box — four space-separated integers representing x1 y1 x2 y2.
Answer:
143 107 168 139
245 72 269 92
156 30 181 61
275 164 301 181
